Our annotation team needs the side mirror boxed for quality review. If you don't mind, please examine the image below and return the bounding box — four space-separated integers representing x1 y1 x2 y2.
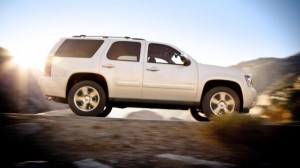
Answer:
180 55 191 66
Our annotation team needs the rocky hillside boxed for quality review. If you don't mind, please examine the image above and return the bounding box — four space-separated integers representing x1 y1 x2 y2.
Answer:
231 52 300 121
231 52 300 93
0 47 68 113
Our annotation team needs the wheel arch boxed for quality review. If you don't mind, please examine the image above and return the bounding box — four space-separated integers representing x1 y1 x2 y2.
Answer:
66 73 109 99
201 80 243 112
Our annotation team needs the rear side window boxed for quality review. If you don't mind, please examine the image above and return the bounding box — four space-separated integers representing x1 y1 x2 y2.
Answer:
107 41 141 62
55 39 104 58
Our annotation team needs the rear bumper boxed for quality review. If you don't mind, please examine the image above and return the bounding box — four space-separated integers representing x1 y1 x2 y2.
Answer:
38 76 68 98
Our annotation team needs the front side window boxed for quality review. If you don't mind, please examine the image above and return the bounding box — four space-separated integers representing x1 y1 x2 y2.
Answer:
107 41 141 62
147 43 182 65
55 39 104 58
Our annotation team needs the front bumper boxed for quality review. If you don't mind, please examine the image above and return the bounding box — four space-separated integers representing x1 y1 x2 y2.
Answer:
243 87 257 109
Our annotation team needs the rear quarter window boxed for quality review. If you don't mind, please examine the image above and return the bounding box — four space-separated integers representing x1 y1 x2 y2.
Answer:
107 41 141 62
55 39 104 58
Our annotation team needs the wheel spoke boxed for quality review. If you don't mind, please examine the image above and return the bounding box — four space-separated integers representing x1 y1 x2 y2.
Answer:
220 92 227 101
212 106 222 115
224 106 231 114
80 87 88 96
89 90 98 98
226 99 235 106
211 97 219 105
75 96 84 102
89 100 98 107
80 102 88 110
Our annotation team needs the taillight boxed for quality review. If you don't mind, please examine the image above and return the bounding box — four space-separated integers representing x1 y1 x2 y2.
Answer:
45 56 52 76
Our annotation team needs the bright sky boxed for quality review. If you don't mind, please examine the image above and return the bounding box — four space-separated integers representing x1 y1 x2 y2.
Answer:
1 0 299 68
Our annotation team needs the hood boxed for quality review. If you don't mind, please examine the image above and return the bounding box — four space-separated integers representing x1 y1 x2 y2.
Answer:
197 63 249 83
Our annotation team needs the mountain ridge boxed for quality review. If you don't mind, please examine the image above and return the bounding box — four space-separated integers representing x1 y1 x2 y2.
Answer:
231 52 300 93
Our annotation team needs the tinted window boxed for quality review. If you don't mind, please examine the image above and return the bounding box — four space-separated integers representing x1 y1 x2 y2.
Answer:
148 43 182 64
107 41 141 62
55 39 104 58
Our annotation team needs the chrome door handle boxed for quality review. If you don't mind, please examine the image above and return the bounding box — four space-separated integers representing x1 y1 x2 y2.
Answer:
146 67 159 72
102 64 115 68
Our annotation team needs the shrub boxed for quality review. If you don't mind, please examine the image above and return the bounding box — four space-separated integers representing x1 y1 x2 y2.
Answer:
207 112 267 145
204 112 280 166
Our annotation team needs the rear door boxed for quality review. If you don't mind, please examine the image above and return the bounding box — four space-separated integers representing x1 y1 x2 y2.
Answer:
99 39 145 99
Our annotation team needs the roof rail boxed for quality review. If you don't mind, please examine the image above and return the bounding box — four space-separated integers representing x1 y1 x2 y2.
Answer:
72 35 145 40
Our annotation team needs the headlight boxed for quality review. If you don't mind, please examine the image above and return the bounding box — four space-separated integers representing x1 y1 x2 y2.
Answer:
244 75 253 87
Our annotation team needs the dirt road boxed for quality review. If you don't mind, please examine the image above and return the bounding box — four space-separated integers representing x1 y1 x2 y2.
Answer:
1 113 299 168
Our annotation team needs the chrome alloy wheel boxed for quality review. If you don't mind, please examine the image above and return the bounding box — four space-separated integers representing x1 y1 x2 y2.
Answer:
74 86 100 112
210 92 235 116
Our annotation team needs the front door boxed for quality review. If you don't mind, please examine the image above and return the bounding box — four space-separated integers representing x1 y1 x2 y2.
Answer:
142 43 198 102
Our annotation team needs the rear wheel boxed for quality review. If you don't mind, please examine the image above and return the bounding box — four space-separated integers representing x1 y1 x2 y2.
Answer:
202 87 240 118
68 81 106 116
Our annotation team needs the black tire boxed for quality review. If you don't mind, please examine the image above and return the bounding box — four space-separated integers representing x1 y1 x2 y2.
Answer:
202 87 240 118
68 81 106 116
97 106 112 117
190 108 210 121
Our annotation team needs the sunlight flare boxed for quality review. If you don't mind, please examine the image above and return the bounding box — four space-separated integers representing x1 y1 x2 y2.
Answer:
9 43 48 71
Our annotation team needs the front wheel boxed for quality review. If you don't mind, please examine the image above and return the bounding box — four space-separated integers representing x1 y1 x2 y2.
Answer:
202 87 240 118
68 81 106 116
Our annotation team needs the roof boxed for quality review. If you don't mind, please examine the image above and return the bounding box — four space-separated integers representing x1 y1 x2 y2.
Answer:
72 35 145 41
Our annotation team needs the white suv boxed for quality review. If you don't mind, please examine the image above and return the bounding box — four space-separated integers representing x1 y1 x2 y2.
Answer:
39 35 257 121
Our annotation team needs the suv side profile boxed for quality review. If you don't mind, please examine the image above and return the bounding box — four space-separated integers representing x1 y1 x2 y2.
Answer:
39 35 257 121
